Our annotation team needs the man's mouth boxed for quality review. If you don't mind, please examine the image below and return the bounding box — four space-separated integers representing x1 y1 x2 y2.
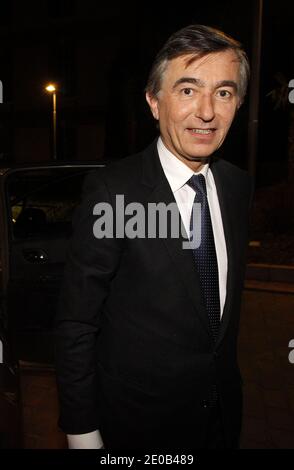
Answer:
187 128 216 134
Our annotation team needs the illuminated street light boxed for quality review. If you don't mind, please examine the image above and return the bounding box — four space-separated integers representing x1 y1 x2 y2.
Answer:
45 83 57 160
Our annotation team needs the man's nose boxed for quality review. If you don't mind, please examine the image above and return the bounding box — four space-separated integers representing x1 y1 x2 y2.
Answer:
195 94 215 122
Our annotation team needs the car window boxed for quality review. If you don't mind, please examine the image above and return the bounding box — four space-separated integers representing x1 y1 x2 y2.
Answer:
6 168 94 240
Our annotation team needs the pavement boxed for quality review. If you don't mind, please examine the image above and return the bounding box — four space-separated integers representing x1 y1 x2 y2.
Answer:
239 286 294 448
19 365 66 449
18 276 294 449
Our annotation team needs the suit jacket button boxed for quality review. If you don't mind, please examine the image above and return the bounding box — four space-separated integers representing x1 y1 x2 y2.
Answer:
201 400 209 408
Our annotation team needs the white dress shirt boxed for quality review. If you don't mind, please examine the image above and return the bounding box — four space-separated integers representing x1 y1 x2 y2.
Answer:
157 137 227 316
67 137 228 448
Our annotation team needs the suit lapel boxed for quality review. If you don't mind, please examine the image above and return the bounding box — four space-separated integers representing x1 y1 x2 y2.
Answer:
210 159 237 346
140 141 211 336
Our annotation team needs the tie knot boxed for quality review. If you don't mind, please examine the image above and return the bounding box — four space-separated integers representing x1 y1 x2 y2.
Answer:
187 174 207 196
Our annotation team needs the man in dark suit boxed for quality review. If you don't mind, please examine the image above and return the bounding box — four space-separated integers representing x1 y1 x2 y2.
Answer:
55 24 252 449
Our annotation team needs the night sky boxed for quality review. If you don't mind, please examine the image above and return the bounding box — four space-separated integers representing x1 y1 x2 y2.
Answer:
0 0 293 187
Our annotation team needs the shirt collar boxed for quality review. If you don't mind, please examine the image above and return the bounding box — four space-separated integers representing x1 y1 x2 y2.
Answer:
157 137 210 193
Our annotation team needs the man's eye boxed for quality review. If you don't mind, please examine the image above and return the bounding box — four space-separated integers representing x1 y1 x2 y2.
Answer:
182 88 193 96
217 90 231 98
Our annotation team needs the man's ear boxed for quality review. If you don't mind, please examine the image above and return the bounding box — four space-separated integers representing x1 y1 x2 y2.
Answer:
237 97 243 110
146 92 159 120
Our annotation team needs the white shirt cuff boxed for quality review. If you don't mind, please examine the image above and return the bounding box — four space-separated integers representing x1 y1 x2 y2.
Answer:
67 430 104 449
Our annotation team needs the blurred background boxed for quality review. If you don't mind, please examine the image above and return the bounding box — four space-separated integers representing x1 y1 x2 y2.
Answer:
0 0 294 449
0 0 294 262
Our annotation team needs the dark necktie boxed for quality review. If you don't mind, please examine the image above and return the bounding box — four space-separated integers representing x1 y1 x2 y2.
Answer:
187 174 221 343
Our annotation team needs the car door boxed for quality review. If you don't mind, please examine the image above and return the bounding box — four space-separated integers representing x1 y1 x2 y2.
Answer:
4 165 103 365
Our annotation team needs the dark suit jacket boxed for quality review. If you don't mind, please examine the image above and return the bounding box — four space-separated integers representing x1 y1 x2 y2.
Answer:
55 140 253 449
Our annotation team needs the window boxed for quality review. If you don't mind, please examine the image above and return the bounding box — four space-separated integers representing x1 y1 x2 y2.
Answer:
7 167 95 240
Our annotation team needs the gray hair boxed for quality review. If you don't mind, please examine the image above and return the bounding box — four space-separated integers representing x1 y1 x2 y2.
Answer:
146 24 250 102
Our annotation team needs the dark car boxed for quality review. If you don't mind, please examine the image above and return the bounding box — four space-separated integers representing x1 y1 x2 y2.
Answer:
0 162 104 447
1 162 105 363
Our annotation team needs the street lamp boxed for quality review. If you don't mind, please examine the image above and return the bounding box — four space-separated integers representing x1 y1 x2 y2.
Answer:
45 84 57 160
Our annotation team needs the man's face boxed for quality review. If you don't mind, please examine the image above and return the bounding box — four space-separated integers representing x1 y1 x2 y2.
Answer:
146 49 241 169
